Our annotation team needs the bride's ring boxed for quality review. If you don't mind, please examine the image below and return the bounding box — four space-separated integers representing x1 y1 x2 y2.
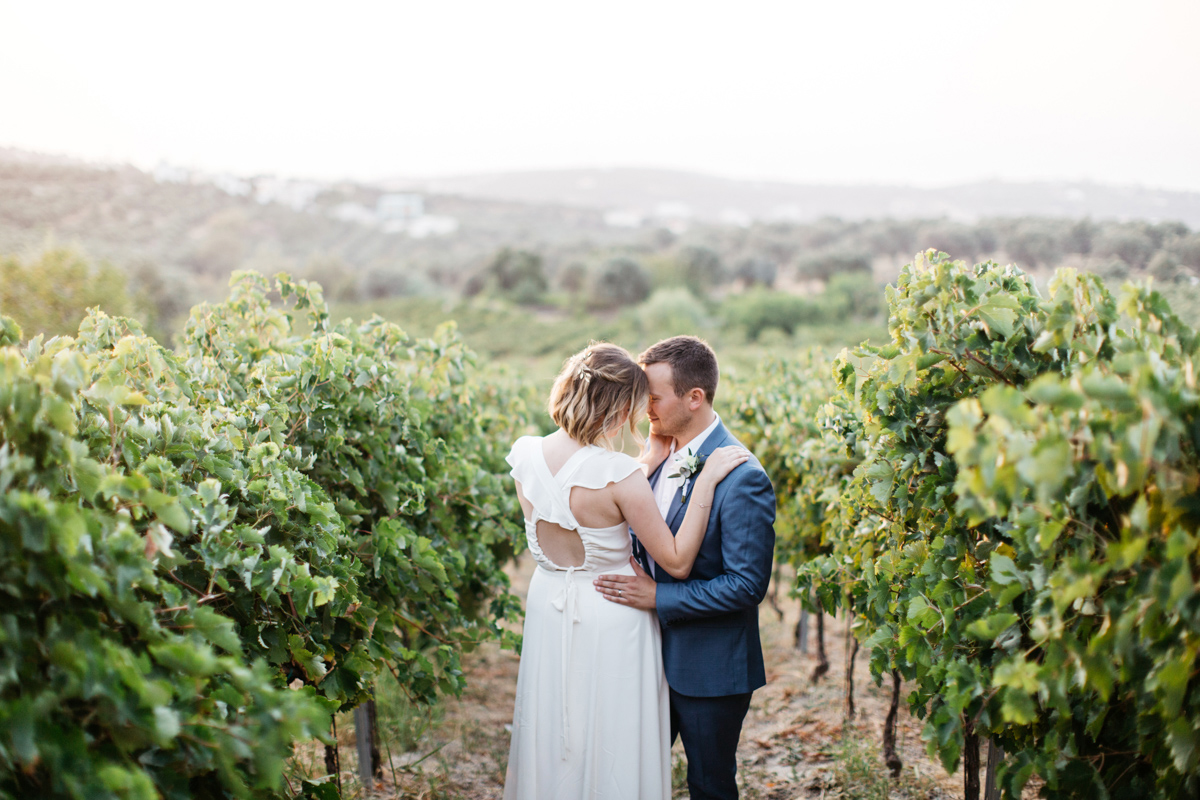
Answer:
618 590 624 597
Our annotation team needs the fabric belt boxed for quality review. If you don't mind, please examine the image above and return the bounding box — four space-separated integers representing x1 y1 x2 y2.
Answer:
545 564 583 759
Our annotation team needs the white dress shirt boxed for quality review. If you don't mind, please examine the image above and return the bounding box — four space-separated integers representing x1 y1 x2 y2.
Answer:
646 413 721 577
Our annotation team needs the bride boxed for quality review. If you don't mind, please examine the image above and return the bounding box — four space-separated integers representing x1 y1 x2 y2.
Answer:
502 343 748 800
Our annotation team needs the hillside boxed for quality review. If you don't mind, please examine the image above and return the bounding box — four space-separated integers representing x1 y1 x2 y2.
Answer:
0 152 628 296
395 167 1200 228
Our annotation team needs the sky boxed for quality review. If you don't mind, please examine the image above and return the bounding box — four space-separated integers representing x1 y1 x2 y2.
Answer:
2 0 1198 190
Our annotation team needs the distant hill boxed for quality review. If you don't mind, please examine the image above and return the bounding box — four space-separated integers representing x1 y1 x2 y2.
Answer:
0 151 623 288
392 168 1200 228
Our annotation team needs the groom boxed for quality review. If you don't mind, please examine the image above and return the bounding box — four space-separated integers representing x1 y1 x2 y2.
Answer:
595 336 776 800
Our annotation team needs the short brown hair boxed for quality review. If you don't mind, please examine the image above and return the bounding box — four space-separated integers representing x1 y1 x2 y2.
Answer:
548 343 649 449
638 336 719 404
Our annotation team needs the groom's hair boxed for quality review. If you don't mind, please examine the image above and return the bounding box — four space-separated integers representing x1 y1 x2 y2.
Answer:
639 336 719 405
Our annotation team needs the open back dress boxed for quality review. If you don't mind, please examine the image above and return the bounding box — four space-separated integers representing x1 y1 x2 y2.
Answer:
502 435 670 800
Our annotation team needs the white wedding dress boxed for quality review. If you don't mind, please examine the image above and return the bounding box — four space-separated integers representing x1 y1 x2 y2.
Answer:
503 436 671 800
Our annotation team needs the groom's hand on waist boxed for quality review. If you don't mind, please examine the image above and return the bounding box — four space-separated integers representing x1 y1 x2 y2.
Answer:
594 558 656 611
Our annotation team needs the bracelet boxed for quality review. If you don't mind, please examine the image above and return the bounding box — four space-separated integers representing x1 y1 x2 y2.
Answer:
696 501 711 508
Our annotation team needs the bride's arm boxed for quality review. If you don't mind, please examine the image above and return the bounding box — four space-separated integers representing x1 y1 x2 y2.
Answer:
613 446 749 579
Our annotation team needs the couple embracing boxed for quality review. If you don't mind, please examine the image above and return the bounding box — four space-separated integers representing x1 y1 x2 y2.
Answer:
503 336 776 800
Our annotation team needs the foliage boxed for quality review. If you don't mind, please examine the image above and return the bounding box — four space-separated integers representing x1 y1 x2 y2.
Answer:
915 222 983 264
802 255 1111 793
1169 233 1200 270
635 288 712 336
0 272 535 798
1094 228 1155 271
740 251 1200 797
732 256 777 288
1147 251 1188 282
675 245 726 296
465 248 547 305
947 283 1200 797
721 288 826 341
728 352 859 575
825 273 884 321
1004 219 1065 269
0 247 148 339
795 247 872 282
0 317 331 799
588 256 652 310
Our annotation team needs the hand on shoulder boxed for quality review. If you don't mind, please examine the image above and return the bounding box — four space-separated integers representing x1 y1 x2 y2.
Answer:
699 446 751 486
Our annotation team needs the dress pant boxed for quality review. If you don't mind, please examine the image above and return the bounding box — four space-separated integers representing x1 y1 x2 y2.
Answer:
669 687 753 800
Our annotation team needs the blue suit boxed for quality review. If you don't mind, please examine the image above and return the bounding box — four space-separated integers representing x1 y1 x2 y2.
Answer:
631 420 776 799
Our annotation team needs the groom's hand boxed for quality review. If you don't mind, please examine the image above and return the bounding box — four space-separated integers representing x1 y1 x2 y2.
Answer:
594 558 656 611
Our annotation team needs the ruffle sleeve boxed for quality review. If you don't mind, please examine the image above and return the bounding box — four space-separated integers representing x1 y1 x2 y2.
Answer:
506 436 538 488
506 436 566 525
569 450 642 491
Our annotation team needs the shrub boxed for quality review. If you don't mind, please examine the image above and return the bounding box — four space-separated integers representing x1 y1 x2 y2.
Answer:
0 248 147 339
635 288 711 336
676 245 725 296
467 248 548 305
588 256 652 310
1094 228 1155 270
1148 250 1188 282
0 272 533 798
720 288 825 340
732 256 778 288
795 248 872 282
823 273 883 320
915 221 982 263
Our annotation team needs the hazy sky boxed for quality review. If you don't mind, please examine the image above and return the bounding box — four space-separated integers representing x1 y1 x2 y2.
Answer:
2 0 1198 190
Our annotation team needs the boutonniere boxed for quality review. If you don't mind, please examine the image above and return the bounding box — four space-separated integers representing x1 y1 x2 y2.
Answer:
667 448 706 501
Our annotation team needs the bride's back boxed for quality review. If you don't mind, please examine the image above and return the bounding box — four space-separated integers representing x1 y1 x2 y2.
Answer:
510 342 648 572
530 434 633 566
540 434 628 529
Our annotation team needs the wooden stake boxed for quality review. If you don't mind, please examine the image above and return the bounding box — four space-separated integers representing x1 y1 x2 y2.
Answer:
882 670 902 778
324 716 341 795
810 610 829 682
843 626 859 721
983 738 1004 800
795 599 809 653
354 704 375 787
963 717 981 800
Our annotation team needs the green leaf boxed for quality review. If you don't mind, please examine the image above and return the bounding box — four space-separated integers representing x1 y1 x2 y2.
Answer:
967 612 1020 640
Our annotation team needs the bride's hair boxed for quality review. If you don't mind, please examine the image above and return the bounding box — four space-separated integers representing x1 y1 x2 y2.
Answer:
548 342 648 450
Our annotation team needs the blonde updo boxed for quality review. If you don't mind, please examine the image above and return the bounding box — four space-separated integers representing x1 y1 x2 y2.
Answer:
548 342 649 449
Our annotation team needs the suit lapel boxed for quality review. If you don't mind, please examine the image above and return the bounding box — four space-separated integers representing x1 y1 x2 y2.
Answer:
666 420 731 530
647 458 667 491
632 458 669 571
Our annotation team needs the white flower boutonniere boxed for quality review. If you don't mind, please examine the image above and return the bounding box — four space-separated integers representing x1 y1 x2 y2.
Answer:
667 448 706 501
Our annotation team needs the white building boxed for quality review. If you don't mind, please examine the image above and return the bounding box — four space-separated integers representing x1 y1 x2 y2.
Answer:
254 177 323 211
405 215 458 238
377 193 424 221
330 202 378 225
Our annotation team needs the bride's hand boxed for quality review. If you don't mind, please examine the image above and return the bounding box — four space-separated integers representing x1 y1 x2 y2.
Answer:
697 446 751 486
641 432 672 469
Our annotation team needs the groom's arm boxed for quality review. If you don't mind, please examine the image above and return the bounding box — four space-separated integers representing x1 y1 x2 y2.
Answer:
654 466 775 625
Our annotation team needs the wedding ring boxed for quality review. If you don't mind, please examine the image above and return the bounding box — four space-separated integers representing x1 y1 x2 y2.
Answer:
618 590 624 597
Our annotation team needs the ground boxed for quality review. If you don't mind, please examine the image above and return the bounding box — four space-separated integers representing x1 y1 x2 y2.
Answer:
311 555 1000 799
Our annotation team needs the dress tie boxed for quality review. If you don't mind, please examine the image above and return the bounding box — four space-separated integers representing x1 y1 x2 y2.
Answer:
549 565 581 759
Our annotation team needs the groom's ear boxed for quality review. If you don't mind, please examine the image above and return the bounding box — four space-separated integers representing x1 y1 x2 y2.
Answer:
686 387 707 411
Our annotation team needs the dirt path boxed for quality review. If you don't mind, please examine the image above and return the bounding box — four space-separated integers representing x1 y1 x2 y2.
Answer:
375 555 968 799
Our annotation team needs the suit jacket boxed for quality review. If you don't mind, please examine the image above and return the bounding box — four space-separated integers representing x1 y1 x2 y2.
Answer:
632 420 776 698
